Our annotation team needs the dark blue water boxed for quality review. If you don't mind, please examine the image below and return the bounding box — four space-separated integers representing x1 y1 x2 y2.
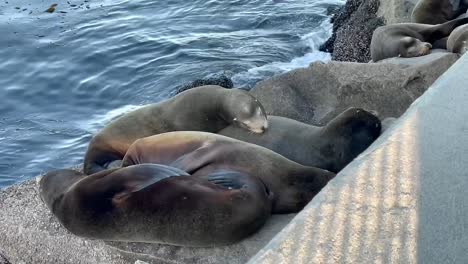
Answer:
0 0 343 187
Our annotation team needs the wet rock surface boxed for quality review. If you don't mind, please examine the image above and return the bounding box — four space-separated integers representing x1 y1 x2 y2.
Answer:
250 51 459 124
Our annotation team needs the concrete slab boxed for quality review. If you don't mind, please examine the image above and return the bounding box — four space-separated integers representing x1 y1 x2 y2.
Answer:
248 54 468 264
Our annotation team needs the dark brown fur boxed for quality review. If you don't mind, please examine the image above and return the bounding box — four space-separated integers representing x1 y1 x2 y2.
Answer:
122 132 335 214
39 164 272 246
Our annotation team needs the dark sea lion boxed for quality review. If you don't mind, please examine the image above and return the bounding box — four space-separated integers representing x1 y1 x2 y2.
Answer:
83 85 268 175
122 131 335 214
371 17 468 61
219 107 381 173
447 24 468 54
39 164 272 247
411 0 465 24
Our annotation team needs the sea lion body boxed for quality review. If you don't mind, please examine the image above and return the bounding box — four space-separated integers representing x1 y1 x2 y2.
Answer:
122 132 335 214
84 85 268 174
411 0 461 24
219 108 381 173
448 24 468 54
371 17 468 61
39 164 272 246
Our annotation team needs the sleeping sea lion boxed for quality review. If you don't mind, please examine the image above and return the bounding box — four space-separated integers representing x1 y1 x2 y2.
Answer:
83 85 268 174
371 17 468 61
122 131 336 214
219 107 381 173
39 164 272 246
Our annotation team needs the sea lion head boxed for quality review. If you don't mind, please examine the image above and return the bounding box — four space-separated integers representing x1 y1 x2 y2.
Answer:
39 169 86 212
223 90 268 134
400 37 432 58
324 108 382 171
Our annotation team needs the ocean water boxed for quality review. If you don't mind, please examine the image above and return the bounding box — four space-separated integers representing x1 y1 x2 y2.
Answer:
0 0 343 188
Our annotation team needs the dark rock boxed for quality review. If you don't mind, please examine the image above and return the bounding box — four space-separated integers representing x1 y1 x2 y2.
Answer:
173 73 234 95
0 252 11 264
250 52 459 125
319 0 384 62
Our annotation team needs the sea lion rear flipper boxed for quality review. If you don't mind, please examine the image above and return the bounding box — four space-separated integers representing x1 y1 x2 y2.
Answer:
206 171 246 189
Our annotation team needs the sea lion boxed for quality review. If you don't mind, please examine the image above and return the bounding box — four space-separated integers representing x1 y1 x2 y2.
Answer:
219 107 381 173
83 85 268 175
39 164 273 247
411 0 465 24
370 17 468 61
122 131 336 214
447 24 468 54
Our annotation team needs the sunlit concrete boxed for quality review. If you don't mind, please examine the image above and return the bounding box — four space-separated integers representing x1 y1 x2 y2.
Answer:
248 53 468 264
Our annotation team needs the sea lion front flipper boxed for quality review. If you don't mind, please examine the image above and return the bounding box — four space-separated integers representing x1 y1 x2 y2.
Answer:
170 142 222 174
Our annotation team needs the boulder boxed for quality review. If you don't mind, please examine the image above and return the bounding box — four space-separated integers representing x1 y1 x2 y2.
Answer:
172 72 233 95
321 0 419 62
250 52 459 124
319 0 384 62
0 179 294 264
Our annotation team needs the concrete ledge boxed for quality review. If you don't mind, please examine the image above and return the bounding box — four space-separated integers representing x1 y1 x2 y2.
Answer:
247 53 468 264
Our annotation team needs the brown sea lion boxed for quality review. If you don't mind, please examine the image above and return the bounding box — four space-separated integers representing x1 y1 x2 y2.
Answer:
39 164 273 247
83 85 268 175
371 17 468 61
218 107 381 173
122 131 336 214
447 24 468 54
411 0 466 24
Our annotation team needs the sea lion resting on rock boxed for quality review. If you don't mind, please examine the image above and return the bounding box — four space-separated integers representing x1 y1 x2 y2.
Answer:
122 131 336 214
411 0 467 24
219 107 381 173
39 164 273 247
447 24 468 54
83 85 268 175
371 17 468 61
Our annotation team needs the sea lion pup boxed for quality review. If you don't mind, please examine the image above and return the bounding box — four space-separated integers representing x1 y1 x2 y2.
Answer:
447 24 468 54
83 85 268 175
39 164 273 247
411 0 465 24
122 132 336 214
370 17 468 62
219 107 381 173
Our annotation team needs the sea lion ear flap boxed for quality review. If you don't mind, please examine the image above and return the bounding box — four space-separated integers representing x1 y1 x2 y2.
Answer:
206 171 246 189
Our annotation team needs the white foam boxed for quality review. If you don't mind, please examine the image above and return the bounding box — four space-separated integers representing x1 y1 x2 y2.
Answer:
80 104 143 133
232 5 342 87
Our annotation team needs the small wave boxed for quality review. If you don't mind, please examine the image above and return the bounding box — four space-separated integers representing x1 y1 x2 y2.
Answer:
80 104 144 133
232 13 336 88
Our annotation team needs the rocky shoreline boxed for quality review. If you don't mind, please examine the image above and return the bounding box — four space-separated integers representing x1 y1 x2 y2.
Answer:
0 0 463 263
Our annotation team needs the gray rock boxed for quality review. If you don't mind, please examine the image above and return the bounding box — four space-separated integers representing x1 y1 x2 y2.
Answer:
250 52 459 125
0 252 11 264
0 179 294 264
377 0 419 24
